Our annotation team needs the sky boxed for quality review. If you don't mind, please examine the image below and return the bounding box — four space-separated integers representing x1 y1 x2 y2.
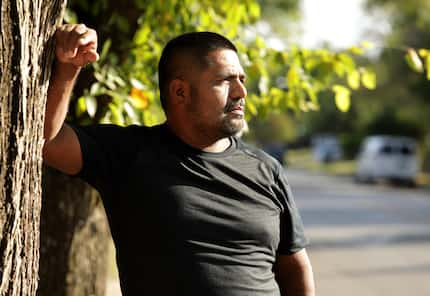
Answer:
299 0 390 49
250 0 391 51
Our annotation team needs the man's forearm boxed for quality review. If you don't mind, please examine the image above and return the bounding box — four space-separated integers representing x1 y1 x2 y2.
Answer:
279 262 315 296
44 62 80 141
276 250 315 296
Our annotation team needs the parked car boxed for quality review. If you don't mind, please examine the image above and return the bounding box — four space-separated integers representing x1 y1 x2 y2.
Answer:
311 134 343 163
355 135 419 186
263 143 287 165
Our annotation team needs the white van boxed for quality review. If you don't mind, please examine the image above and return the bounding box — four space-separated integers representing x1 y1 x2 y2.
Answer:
355 135 419 186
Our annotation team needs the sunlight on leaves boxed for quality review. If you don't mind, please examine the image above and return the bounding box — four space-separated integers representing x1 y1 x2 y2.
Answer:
405 48 424 73
347 70 360 90
361 69 376 90
129 88 150 110
332 85 351 112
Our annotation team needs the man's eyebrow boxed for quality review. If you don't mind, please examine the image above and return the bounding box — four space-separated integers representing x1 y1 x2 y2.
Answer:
215 73 246 80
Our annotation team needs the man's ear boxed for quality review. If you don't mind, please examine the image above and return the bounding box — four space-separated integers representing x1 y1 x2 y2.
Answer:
169 78 190 105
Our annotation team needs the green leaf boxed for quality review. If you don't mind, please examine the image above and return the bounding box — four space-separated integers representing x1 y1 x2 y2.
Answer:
100 111 113 124
302 82 317 102
287 67 300 87
105 79 117 90
332 85 351 112
347 70 360 90
419 48 429 58
123 101 140 124
112 73 126 87
306 101 320 111
134 24 151 46
94 71 105 83
361 41 374 49
85 96 97 118
348 46 364 55
405 48 424 73
199 11 211 27
75 96 87 117
258 76 269 94
64 8 78 24
361 69 376 90
90 83 102 96
255 36 266 49
338 53 356 73
248 2 260 19
99 39 111 63
130 78 146 90
304 58 318 71
270 88 284 108
246 98 258 116
334 61 346 77
108 103 125 126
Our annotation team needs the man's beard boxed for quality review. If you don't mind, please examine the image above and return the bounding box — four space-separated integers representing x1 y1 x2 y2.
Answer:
188 85 245 138
220 117 244 136
221 99 245 136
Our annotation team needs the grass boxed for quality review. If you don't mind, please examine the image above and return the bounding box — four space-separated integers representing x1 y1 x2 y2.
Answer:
417 172 430 189
286 148 356 177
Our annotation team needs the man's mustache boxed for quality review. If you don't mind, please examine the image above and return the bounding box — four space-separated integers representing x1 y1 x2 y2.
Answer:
225 99 245 112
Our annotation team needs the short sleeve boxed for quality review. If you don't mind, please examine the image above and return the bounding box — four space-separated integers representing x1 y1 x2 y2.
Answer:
275 166 309 255
70 124 142 195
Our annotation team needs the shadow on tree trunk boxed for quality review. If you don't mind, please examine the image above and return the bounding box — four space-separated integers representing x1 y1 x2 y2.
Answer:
38 167 111 296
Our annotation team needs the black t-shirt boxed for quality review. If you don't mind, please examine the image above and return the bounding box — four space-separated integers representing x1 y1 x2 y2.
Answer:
72 123 308 296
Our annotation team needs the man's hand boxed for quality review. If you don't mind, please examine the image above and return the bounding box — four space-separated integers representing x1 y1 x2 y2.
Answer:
55 24 99 67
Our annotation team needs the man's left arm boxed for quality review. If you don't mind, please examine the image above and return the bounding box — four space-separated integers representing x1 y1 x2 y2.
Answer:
275 249 315 296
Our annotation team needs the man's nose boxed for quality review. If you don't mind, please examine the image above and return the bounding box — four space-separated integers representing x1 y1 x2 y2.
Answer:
231 79 247 100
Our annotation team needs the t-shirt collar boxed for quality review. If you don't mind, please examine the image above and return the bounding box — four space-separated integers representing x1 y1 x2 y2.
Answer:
160 123 236 158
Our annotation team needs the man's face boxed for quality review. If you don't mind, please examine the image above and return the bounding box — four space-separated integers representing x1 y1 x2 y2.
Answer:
186 49 247 139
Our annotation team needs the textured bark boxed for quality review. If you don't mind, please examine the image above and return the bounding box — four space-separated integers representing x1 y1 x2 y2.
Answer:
38 168 110 296
0 1 66 295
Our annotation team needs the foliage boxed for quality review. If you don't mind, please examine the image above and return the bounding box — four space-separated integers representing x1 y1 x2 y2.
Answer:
365 107 424 138
247 113 299 144
363 0 430 170
289 0 430 167
364 0 430 79
66 0 377 127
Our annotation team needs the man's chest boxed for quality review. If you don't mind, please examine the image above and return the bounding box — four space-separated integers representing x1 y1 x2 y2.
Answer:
118 153 282 250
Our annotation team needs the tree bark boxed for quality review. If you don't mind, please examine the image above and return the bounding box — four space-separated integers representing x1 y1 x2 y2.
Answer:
38 168 110 296
0 1 66 295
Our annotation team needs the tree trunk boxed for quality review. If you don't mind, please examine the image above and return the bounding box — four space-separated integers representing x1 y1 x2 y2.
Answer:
38 168 110 296
0 1 66 295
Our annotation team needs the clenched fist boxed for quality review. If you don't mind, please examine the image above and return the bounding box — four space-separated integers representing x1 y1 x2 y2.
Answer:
55 24 99 67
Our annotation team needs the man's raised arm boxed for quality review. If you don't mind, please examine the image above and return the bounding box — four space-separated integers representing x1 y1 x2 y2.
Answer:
43 24 98 175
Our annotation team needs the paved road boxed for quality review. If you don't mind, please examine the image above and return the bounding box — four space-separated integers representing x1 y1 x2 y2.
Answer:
286 168 430 296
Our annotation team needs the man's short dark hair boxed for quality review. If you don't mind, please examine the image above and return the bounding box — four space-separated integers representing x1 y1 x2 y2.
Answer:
158 32 237 111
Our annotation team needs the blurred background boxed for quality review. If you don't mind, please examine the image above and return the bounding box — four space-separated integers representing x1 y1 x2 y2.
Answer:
39 0 430 295
245 0 430 188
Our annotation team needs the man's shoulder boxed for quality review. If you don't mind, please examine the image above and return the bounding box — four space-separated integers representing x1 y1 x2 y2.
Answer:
72 122 164 140
234 138 282 171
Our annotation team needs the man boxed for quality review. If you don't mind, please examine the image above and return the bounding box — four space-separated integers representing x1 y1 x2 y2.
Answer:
44 24 315 296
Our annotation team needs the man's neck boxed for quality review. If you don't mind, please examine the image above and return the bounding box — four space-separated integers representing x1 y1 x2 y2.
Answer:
166 121 231 153
200 137 231 153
